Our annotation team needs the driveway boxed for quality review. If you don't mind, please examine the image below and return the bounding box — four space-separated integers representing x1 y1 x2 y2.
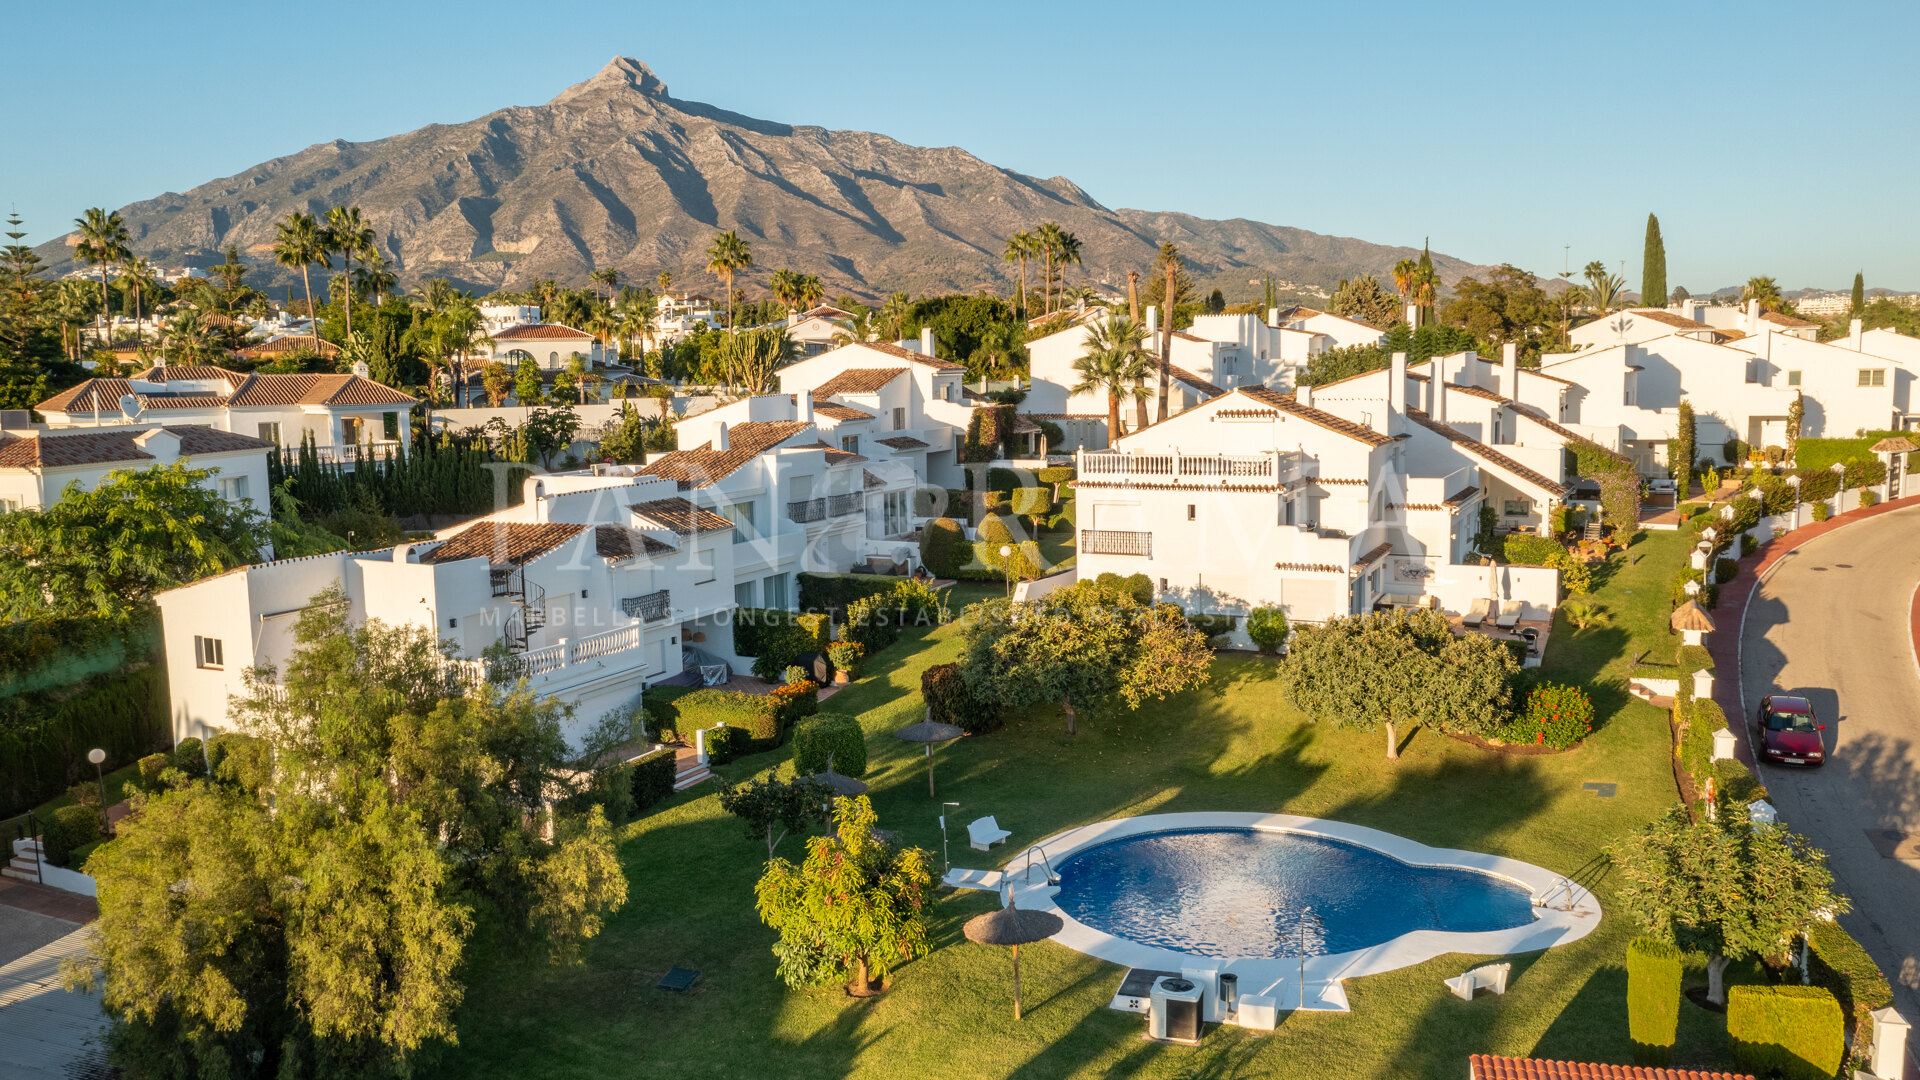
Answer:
1738 503 1920 1041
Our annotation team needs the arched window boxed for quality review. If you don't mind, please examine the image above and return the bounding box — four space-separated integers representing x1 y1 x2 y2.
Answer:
505 349 533 364
549 351 558 364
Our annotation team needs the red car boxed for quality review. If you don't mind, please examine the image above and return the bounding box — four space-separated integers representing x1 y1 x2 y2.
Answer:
1754 695 1827 766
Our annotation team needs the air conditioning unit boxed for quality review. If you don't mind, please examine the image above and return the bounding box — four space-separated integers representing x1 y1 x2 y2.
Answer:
1148 976 1204 1043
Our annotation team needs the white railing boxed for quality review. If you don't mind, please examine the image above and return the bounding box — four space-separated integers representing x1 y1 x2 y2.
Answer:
312 440 404 465
498 622 647 681
1077 449 1281 482
571 624 642 663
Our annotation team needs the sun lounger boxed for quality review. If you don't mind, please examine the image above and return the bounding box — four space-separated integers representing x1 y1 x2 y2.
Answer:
968 816 1012 852
1496 601 1523 630
943 866 1006 891
1445 962 1512 1000
1462 598 1490 627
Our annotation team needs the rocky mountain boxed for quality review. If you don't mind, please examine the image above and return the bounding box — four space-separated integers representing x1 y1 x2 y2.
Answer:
41 58 1497 302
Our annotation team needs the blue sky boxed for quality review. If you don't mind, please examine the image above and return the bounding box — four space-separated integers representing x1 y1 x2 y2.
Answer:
5 1 1915 292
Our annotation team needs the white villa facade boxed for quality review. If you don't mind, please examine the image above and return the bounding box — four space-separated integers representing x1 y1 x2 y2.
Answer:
488 323 609 370
773 331 976 488
0 422 273 513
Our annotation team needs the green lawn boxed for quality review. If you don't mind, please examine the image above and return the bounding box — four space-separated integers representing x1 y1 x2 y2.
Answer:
426 529 1745 1080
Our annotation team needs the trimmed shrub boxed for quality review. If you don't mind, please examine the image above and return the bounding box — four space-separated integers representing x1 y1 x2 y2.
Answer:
1806 918 1895 1062
1247 607 1290 653
793 715 868 778
170 737 207 781
734 609 817 680
43 803 101 868
976 540 1045 581
640 684 698 740
918 518 970 579
1501 534 1564 566
1546 549 1592 596
979 514 1015 545
1860 488 1880 509
1050 498 1077 530
1724 437 1748 464
768 681 819 733
704 724 744 765
1713 557 1738 583
796 613 830 652
923 661 995 734
631 747 676 810
1093 572 1154 605
1675 644 1714 674
1009 487 1052 518
797 572 917 617
1186 613 1236 638
1741 533 1758 557
657 689 780 744
1626 938 1682 1064
984 467 1026 494
136 752 169 792
1034 466 1074 487
1503 683 1594 749
1810 501 1831 522
982 491 1010 513
1727 985 1844 1080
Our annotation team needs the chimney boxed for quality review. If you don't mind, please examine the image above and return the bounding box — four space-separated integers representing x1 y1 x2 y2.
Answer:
798 389 813 422
715 422 730 452
1145 305 1159 335
1387 351 1407 429
1500 343 1518 401
1432 371 1447 424
1297 381 1314 409
1849 318 1864 352
920 326 935 357
1406 302 1419 327
1745 298 1760 336
1266 306 1280 326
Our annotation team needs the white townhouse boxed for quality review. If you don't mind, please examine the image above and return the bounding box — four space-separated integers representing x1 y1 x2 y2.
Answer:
654 292 720 344
0 422 273 513
1271 305 1392 350
1847 324 1920 425
642 403 924 609
487 323 610 370
1073 353 1565 633
36 366 417 465
157 472 743 747
783 305 857 356
774 330 976 488
1569 300 1820 351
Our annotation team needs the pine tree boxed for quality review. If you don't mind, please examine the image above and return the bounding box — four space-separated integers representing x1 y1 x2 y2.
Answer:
1642 214 1667 309
1851 271 1864 316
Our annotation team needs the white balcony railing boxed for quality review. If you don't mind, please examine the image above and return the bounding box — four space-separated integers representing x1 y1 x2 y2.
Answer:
311 440 404 465
492 622 646 681
1077 449 1284 483
1081 529 1153 556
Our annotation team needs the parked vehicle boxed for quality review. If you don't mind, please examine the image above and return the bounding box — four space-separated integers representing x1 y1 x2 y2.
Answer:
1754 695 1827 766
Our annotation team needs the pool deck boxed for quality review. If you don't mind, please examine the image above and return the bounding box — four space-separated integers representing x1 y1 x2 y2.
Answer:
945 811 1602 1013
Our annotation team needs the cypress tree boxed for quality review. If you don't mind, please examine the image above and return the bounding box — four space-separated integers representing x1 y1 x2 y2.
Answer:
1851 271 1864 316
1642 214 1667 309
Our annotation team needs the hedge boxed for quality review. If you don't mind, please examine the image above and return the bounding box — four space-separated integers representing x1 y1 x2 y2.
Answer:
979 514 1015 544
42 803 102 868
919 517 971 579
979 540 1045 581
1501 534 1564 566
640 684 699 740
1626 938 1682 1063
1727 985 1844 1080
793 716 868 778
1805 918 1894 1063
1010 487 1052 517
0 664 171 818
1186 613 1236 638
631 747 676 810
1035 466 1074 486
653 689 781 744
732 608 820 680
796 613 829 652
1713 557 1738 583
1092 572 1154 605
923 661 993 734
1050 499 1076 530
704 724 744 765
797 572 919 618
0 617 156 696
1247 607 1289 653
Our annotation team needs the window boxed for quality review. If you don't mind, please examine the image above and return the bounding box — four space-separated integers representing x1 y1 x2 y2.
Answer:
892 407 907 431
723 501 757 544
1503 499 1530 517
762 574 789 610
0 498 18 514
1187 504 1196 521
549 351 558 364
883 490 909 535
341 416 364 444
734 581 756 608
840 435 859 454
1283 498 1297 526
1787 370 1803 387
194 635 224 669
1859 368 1887 387
218 476 250 502
257 422 281 444
384 412 401 440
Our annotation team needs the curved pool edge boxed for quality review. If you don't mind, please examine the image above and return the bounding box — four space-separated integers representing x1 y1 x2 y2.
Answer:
994 811 1602 1013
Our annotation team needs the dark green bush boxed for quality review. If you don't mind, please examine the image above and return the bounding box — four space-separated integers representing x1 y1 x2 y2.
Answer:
792 716 867 778
919 518 971 579
169 737 207 781
1050 499 1076 529
631 747 676 809
43 803 102 868
1741 533 1758 557
982 491 1010 513
704 724 744 765
1501 534 1564 566
1093 572 1154 605
1034 467 1074 487
1713 557 1738 582
1724 437 1748 463
733 609 819 680
923 661 994 733
1727 985 1843 1080
0 664 170 818
1626 938 1681 1063
1186 613 1236 638
1806 918 1894 1061
136 752 169 792
797 571 922 618
1031 418 1064 451
1009 487 1051 517
640 684 698 740
1247 607 1289 653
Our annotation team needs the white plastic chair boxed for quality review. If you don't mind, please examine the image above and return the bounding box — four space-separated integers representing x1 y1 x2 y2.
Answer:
968 816 1011 852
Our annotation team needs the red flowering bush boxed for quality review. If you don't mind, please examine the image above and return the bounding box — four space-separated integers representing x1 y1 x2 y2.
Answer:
1504 683 1594 749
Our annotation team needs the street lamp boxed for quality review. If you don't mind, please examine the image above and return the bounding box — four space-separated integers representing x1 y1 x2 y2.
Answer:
87 748 108 836
999 544 1014 599
940 802 960 872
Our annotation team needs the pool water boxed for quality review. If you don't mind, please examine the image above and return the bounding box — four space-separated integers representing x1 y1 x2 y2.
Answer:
1053 828 1536 959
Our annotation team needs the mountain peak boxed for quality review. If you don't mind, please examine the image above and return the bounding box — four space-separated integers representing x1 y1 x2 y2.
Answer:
549 57 667 106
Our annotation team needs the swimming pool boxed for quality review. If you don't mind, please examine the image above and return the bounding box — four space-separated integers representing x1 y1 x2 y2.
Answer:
1054 827 1537 960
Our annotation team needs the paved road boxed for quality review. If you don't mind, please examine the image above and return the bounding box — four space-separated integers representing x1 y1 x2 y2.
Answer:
1740 504 1920 1041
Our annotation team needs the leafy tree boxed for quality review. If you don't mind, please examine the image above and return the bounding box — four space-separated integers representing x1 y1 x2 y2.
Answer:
754 795 933 995
597 402 675 463
521 406 581 470
274 211 332 350
1670 285 1690 304
1278 608 1518 760
1851 271 1864 316
0 464 266 622
68 598 627 1076
1071 314 1153 438
1641 214 1667 311
956 579 1211 736
482 360 513 406
1608 809 1847 1006
1440 264 1564 360
513 357 546 404
716 771 835 860
1328 273 1400 328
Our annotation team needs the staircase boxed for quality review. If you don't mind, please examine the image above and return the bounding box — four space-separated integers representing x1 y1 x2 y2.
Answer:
672 746 711 792
1583 519 1603 541
495 565 547 653
2 838 43 883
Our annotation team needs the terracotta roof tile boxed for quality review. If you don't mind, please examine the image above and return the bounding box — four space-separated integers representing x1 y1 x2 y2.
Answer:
842 340 964 372
1408 409 1567 497
593 524 675 560
130 364 248 386
490 322 596 341
1235 386 1396 447
1468 1054 1754 1080
801 439 868 465
876 435 930 450
813 402 874 420
1273 560 1346 573
814 367 909 395
1444 484 1481 508
1168 366 1227 397
0 425 274 468
862 468 887 490
629 496 738 534
1762 311 1819 329
1625 308 1709 331
1352 540 1393 572
639 420 813 487
43 372 414 412
235 336 341 359
421 522 588 566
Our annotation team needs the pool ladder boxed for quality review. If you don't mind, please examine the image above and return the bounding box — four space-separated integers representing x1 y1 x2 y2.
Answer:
1533 877 1579 912
1023 844 1060 886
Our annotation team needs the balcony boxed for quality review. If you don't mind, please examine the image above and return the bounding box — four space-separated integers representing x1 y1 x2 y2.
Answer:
1077 449 1287 486
787 497 826 524
1081 529 1153 557
621 589 672 623
311 440 404 466
488 622 645 682
828 492 864 517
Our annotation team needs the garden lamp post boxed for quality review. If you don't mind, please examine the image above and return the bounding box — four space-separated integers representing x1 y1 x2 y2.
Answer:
940 802 959 872
87 748 107 835
999 544 1014 599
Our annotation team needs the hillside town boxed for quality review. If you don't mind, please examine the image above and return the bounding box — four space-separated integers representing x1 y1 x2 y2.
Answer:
2 34 1918 1080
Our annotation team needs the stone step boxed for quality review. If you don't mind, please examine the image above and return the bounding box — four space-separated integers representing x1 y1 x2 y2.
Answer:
672 765 712 792
1 865 40 883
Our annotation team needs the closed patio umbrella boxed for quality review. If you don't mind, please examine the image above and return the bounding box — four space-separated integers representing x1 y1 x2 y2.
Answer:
963 899 1064 1020
895 712 964 797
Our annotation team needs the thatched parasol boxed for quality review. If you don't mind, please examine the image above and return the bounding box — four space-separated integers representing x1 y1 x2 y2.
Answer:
895 712 964 796
1670 599 1716 634
804 765 869 797
963 899 1064 1020
1869 436 1918 455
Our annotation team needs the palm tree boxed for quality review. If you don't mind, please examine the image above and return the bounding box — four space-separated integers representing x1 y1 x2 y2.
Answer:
52 279 96 361
1003 231 1037 317
831 311 875 346
656 269 673 292
213 244 249 307
769 267 798 313
588 304 619 353
1034 223 1064 315
413 277 459 317
1052 229 1083 313
162 307 212 365
72 208 130 345
273 211 330 349
1390 258 1418 308
793 274 825 312
359 251 398 307
705 230 753 330
590 267 621 303
435 300 491 407
879 293 913 342
1583 261 1627 313
116 257 159 347
1154 242 1183 421
616 289 657 361
974 322 1024 380
1072 314 1154 440
1742 276 1784 313
324 206 375 338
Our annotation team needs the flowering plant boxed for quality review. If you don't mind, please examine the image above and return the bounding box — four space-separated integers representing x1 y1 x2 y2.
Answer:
1505 683 1593 749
